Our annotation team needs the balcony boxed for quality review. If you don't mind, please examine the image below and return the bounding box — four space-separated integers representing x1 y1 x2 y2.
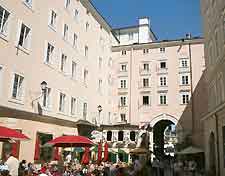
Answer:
179 66 190 73
139 68 151 76
117 70 128 77
118 87 128 94
157 68 168 75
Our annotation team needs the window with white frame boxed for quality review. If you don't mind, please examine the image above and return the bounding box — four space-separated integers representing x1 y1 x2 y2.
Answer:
49 10 57 29
59 92 66 112
160 47 165 53
143 96 149 105
73 33 77 48
42 88 51 108
84 69 88 84
45 43 54 63
65 0 70 8
12 74 24 100
108 57 113 67
180 92 190 104
159 76 167 86
122 50 127 55
98 79 102 92
98 57 102 69
63 24 68 40
71 61 77 79
84 46 88 57
160 61 167 69
74 9 79 21
128 32 133 40
143 49 149 54
85 22 89 32
120 96 127 106
83 102 87 120
24 0 32 7
181 75 189 85
60 54 67 72
71 97 76 115
18 23 31 49
143 63 149 71
121 64 127 72
0 6 10 36
159 93 167 105
120 79 127 89
120 114 126 122
143 78 149 87
180 58 189 68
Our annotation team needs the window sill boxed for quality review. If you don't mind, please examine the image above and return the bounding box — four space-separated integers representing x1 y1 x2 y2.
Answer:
8 98 24 105
42 106 52 112
0 33 9 42
48 24 57 32
16 45 30 55
43 62 55 69
179 84 190 86
158 104 168 106
23 1 34 12
57 111 67 116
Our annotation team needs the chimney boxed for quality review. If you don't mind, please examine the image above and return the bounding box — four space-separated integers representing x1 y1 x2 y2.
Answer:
138 17 151 43
186 33 192 39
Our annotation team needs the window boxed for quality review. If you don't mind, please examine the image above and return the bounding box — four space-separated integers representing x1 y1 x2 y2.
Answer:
120 114 126 122
45 43 54 63
71 97 76 115
130 131 136 141
107 131 112 141
59 93 66 112
143 78 149 87
120 80 127 89
160 47 165 53
122 50 126 55
180 92 190 104
181 75 189 85
84 69 88 84
12 74 24 100
128 32 133 40
159 94 167 105
60 54 67 72
18 23 31 49
180 59 188 67
0 6 10 36
84 46 88 57
73 33 77 47
98 57 102 69
118 131 124 141
98 79 102 92
49 10 57 28
143 49 149 54
160 62 166 69
160 76 167 86
71 61 77 79
121 64 127 72
74 9 79 21
120 96 127 106
83 103 87 120
143 63 149 71
42 88 51 108
108 57 113 67
24 0 32 7
65 0 70 8
143 96 149 105
85 22 89 32
63 24 68 40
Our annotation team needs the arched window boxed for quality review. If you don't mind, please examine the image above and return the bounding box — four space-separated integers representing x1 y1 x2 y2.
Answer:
118 131 124 141
107 131 112 141
130 131 136 141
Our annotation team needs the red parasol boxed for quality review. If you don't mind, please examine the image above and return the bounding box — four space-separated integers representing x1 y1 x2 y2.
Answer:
53 147 60 161
97 142 102 164
47 136 93 147
34 136 40 161
103 142 109 162
0 126 29 141
81 147 90 165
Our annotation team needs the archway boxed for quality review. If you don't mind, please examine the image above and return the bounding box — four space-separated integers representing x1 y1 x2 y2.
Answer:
209 132 216 173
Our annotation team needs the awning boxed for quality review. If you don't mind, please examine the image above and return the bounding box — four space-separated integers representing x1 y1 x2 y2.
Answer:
177 146 204 155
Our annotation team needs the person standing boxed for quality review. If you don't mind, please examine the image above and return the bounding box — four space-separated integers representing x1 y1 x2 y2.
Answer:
5 151 19 176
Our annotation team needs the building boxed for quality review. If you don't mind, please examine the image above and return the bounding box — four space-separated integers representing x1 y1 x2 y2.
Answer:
200 0 225 175
0 0 117 162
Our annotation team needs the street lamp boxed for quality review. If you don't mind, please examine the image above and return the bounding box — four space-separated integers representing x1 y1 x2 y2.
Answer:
97 105 103 142
31 81 48 107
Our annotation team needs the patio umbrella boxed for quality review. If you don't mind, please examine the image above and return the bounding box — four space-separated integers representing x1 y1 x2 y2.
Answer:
34 136 40 161
81 147 90 165
0 126 29 141
97 142 102 164
47 136 94 147
103 142 108 162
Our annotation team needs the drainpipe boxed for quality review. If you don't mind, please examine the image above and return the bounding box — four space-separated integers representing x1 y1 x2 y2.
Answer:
129 47 133 123
215 113 221 176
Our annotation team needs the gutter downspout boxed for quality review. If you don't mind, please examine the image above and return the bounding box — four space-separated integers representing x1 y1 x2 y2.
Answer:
129 47 133 124
215 113 221 176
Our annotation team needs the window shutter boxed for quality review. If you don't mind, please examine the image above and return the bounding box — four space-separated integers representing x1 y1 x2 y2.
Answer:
15 20 22 46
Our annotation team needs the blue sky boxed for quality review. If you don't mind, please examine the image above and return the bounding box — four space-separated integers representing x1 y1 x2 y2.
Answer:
91 0 202 40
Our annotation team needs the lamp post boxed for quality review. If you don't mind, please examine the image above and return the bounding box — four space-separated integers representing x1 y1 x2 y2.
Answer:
97 105 103 142
31 81 48 107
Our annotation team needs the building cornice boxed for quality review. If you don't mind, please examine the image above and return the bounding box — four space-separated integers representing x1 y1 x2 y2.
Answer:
112 37 204 51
